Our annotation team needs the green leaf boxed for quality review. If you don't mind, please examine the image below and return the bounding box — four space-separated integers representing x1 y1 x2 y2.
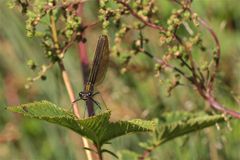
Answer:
100 119 156 144
7 100 155 147
144 112 226 149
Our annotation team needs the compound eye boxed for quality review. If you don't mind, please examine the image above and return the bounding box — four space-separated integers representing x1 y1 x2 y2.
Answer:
79 92 83 97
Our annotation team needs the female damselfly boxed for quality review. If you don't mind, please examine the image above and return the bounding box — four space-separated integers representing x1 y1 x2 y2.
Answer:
73 35 110 109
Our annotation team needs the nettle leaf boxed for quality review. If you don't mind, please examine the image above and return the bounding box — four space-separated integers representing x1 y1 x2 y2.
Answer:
143 112 226 149
7 100 155 147
100 119 156 144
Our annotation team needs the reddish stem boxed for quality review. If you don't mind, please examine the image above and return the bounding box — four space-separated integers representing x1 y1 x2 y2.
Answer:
77 3 95 117
203 92 240 119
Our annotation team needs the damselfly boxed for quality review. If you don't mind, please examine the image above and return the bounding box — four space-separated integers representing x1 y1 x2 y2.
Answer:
73 35 110 109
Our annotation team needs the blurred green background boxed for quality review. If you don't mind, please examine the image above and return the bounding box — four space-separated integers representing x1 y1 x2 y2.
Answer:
0 0 240 160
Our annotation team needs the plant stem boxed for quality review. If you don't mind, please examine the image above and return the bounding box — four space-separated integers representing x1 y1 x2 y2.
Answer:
203 92 240 119
96 145 103 160
49 10 80 117
58 61 80 117
76 2 95 117
49 9 94 160
75 3 100 160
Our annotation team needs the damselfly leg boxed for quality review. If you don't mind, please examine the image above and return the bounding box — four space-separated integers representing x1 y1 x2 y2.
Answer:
72 91 101 109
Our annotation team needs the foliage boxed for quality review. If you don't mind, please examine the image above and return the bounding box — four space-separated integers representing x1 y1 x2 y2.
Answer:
7 101 226 159
141 112 226 149
7 100 155 148
1 0 240 159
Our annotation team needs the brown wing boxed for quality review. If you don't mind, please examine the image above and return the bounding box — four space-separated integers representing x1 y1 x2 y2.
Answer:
87 35 110 87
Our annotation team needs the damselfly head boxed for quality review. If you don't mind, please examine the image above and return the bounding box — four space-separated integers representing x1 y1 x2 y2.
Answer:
79 91 92 100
